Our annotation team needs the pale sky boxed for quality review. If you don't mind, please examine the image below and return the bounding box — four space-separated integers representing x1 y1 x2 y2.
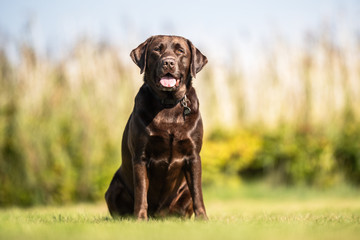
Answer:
0 0 359 63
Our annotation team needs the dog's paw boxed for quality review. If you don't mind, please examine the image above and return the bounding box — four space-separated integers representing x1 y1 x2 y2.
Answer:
136 209 148 221
194 209 208 221
195 214 208 221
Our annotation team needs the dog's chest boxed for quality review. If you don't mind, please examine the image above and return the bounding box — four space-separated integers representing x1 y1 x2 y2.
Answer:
146 130 194 160
145 115 196 165
145 134 192 187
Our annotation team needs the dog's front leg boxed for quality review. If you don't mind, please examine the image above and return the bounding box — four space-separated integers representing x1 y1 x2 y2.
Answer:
184 155 208 220
133 159 149 220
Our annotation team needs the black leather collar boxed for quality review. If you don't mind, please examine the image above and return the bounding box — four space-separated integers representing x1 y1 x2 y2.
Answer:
147 85 185 108
160 97 185 107
147 85 191 119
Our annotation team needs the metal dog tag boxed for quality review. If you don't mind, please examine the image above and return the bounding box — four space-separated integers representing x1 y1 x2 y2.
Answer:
181 95 191 119
184 106 191 116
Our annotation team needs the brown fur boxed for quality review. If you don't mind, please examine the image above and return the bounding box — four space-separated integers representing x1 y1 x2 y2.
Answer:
105 35 208 220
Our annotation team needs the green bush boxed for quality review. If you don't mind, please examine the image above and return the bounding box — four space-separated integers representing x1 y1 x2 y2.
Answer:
333 111 360 184
243 127 338 186
201 128 262 186
202 124 360 188
0 43 124 206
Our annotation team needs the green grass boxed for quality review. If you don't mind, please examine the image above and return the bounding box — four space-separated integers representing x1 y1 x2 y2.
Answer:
1 185 360 240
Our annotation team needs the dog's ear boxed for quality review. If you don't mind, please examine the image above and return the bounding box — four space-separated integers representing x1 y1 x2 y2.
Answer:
187 40 208 78
130 36 154 74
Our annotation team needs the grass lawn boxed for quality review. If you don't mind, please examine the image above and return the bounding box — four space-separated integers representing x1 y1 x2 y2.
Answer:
1 184 360 240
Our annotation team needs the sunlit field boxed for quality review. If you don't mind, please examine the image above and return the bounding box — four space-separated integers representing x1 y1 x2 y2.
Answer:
1 185 360 240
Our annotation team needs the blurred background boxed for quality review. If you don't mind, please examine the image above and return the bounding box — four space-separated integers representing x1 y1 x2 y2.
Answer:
0 0 360 207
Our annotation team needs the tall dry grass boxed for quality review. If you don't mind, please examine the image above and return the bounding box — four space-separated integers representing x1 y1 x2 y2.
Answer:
199 29 360 130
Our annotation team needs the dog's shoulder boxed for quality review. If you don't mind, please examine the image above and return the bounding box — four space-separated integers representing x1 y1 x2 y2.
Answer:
185 86 200 114
133 84 154 107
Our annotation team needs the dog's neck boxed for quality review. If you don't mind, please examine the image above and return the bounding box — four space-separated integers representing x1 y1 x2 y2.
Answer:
146 84 185 107
160 96 185 107
146 85 192 119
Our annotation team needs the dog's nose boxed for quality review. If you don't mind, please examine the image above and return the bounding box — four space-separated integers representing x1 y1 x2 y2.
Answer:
162 57 175 69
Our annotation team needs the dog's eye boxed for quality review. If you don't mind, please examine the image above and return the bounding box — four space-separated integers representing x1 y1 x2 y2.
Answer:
176 48 185 54
153 45 163 53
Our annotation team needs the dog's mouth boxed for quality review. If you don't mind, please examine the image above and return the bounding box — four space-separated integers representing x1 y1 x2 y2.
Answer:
158 73 180 91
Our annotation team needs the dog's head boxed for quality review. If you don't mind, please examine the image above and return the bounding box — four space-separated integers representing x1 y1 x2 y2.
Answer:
130 35 207 99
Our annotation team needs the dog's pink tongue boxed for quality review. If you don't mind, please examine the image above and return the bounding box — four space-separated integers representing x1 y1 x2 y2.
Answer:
160 77 177 87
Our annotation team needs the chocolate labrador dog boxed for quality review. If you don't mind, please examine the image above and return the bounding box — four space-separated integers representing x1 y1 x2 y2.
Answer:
105 35 208 220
